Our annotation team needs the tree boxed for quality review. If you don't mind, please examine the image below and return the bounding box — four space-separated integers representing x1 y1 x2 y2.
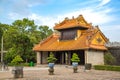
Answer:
4 47 17 63
4 19 37 63
12 18 36 34
13 34 33 61
2 18 53 64
0 26 3 40
39 25 53 40
0 23 9 39
0 23 11 51
0 23 9 64
4 26 19 49
11 19 37 62
0 23 9 45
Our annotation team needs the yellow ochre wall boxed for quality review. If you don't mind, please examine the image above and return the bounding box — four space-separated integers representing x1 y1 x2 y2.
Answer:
91 32 106 45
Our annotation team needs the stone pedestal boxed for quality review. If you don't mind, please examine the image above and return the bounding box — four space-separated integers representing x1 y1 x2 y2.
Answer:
48 68 54 75
73 66 78 73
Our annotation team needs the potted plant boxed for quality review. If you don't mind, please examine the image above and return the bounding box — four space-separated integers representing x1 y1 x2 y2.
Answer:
11 55 24 78
71 53 80 73
47 52 57 75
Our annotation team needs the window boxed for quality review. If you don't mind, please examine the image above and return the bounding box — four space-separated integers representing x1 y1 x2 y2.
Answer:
60 29 77 40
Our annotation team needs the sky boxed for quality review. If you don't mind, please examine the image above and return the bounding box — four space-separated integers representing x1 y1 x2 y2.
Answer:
0 0 120 42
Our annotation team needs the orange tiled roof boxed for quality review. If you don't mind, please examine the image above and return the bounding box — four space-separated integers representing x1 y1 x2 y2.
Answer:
54 15 91 30
89 44 107 50
33 30 107 51
33 15 108 51
33 34 89 51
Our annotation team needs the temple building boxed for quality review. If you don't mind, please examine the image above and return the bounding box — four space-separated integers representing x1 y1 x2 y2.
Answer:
33 15 108 65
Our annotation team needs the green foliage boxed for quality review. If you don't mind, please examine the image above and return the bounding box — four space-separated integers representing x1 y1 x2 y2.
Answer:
8 63 29 66
4 47 17 63
12 18 36 34
0 23 8 39
1 18 53 64
11 55 24 66
47 53 57 63
22 63 30 66
94 65 120 71
39 25 53 40
71 53 80 62
3 19 37 63
104 52 116 65
0 26 3 39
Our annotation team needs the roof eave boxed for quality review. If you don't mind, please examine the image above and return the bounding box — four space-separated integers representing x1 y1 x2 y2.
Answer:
54 25 89 30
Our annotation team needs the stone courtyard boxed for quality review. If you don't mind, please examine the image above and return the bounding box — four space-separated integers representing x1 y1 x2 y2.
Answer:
0 65 120 80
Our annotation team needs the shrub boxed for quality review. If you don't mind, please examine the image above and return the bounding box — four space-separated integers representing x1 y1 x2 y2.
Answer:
11 55 23 66
8 63 29 66
71 53 80 62
94 65 107 70
104 52 116 65
47 52 57 63
21 63 29 66
94 65 120 71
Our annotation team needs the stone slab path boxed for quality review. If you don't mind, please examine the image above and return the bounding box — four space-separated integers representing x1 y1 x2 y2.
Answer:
0 65 120 80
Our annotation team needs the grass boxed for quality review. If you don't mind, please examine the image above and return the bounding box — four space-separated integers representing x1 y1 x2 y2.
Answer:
94 65 120 71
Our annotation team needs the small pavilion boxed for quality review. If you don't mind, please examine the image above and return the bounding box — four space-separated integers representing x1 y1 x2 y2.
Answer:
33 15 108 65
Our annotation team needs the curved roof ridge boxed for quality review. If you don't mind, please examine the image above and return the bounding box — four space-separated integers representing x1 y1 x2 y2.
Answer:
40 33 59 45
54 15 91 30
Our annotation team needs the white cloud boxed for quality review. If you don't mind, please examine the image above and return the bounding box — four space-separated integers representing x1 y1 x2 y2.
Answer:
8 12 27 20
98 0 111 6
102 24 120 42
27 7 114 29
57 8 113 25
6 0 119 41
8 0 114 29
8 6 114 29
28 13 58 27
8 13 20 20
8 0 114 28
7 0 49 16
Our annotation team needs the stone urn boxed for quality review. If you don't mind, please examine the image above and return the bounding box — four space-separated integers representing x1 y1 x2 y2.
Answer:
71 53 80 73
12 66 23 78
48 63 55 75
72 62 78 73
47 53 57 75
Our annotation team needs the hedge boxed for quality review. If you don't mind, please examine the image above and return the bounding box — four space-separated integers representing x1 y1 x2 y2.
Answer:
94 65 120 71
8 63 29 66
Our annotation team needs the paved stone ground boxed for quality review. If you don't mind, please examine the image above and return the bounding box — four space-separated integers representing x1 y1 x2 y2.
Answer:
0 65 120 80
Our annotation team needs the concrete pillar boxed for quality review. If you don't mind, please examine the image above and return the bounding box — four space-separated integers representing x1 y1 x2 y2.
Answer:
42 52 48 64
61 53 64 64
65 52 68 65
36 52 41 65
65 52 71 65
85 50 88 64
68 53 71 65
